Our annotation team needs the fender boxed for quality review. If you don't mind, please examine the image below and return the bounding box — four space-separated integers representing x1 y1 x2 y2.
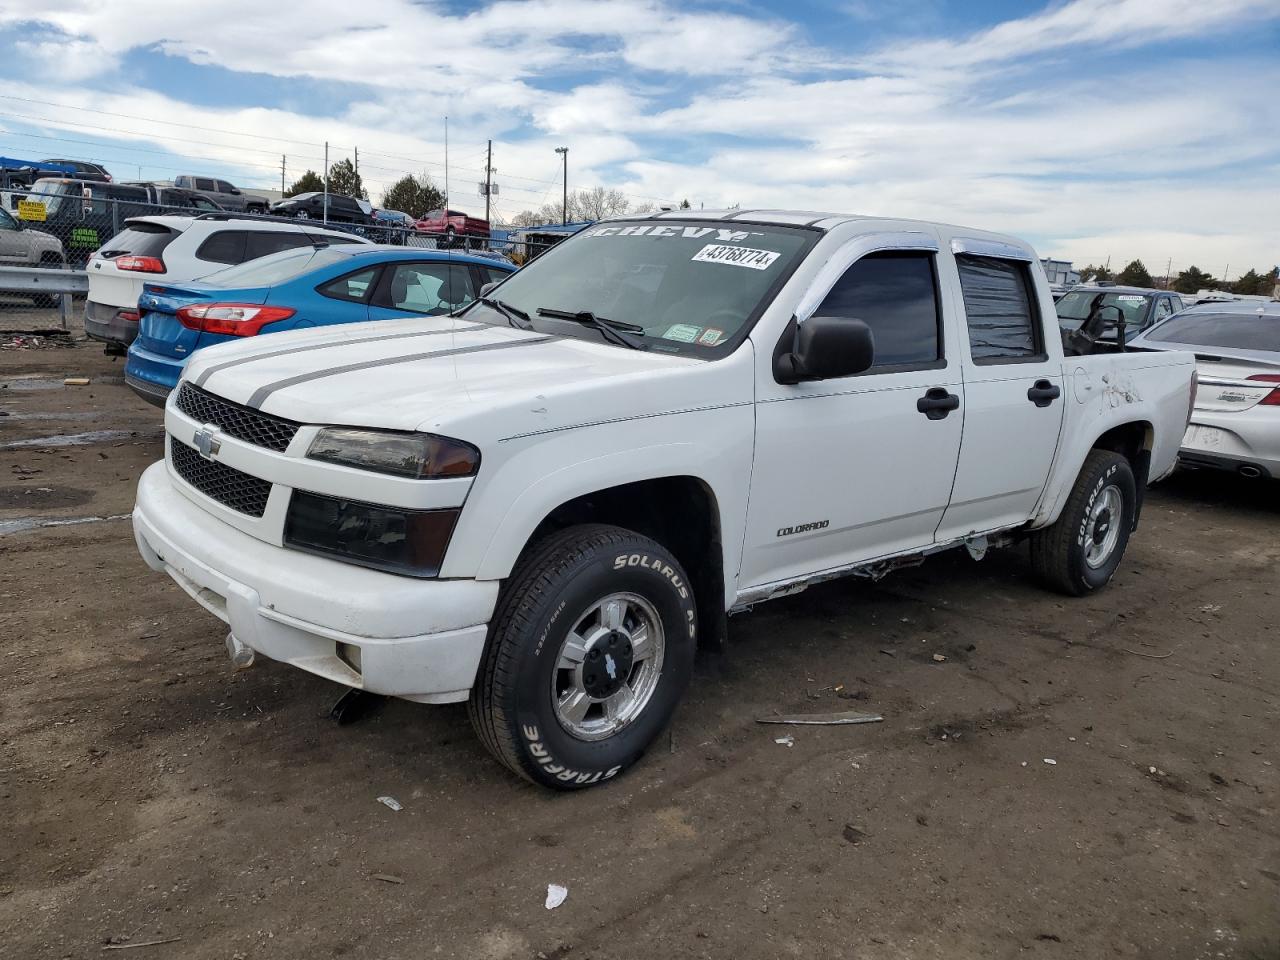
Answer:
460 435 742 609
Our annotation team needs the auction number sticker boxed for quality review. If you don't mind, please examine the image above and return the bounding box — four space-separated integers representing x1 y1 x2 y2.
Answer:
1117 295 1146 302
662 324 702 342
691 244 779 270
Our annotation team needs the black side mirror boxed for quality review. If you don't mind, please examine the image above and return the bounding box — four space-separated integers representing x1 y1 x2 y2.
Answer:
775 316 875 384
478 281 499 297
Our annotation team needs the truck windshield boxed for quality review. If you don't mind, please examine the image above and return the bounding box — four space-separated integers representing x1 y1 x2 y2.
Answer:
471 220 816 354
1056 290 1151 330
27 180 71 214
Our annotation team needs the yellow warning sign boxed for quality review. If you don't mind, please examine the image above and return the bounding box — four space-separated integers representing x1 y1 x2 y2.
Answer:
17 199 47 222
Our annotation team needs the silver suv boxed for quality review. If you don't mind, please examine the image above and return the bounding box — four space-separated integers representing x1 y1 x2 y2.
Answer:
0 204 67 305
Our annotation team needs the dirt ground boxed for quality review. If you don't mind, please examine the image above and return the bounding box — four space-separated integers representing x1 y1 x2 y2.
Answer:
2 324 1278 960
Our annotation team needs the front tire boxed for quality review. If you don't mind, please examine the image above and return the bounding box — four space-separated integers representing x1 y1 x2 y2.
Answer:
1030 449 1137 596
469 524 697 790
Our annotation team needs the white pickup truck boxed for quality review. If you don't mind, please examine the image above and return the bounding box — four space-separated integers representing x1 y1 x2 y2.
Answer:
133 210 1196 789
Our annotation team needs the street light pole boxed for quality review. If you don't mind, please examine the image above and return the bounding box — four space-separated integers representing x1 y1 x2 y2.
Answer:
554 146 568 225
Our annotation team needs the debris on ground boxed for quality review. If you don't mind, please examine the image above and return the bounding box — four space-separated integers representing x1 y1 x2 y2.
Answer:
1 331 74 351
1043 758 1058 765
101 936 183 951
63 377 90 386
932 653 947 662
545 884 568 910
757 710 883 726
376 795 403 811
774 735 795 747
842 824 869 844
372 874 404 884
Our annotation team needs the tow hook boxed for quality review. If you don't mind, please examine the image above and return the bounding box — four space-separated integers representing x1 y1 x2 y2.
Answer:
225 632 255 669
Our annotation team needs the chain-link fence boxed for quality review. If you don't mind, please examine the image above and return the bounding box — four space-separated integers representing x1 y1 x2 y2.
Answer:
0 185 581 335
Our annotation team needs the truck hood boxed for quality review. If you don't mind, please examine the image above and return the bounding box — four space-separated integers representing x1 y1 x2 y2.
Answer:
185 316 723 441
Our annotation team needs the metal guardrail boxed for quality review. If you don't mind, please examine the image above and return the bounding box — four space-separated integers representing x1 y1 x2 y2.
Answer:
0 264 88 328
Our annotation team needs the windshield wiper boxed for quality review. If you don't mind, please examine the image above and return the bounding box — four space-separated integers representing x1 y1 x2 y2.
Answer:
479 296 533 330
535 307 646 350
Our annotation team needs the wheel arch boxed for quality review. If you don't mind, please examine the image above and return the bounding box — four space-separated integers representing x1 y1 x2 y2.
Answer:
1034 418 1154 530
489 475 728 651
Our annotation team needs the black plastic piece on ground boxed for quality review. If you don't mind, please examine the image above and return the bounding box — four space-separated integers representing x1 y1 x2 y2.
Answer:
329 689 385 725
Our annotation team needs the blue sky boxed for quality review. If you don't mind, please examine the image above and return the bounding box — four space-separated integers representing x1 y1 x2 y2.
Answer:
0 0 1277 274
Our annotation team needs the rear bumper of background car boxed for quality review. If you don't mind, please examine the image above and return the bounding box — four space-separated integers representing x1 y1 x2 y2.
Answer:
124 341 184 406
84 301 139 346
1179 416 1280 479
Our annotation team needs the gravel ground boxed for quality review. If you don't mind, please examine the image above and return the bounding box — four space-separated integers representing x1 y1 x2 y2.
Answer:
1 339 1277 960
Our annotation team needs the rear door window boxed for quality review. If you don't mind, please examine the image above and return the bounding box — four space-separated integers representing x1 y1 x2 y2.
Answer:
195 230 248 264
956 255 1043 362
245 230 314 260
812 251 942 370
308 232 360 245
195 178 216 192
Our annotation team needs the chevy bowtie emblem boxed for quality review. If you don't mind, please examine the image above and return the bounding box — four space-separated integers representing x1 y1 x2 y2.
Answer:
193 424 221 460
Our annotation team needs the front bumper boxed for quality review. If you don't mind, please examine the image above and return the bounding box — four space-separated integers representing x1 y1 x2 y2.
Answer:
133 461 498 703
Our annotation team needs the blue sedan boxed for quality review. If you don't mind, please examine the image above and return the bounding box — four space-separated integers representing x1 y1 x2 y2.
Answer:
124 244 515 406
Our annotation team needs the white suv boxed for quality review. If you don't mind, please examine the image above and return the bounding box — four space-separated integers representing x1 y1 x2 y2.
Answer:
85 215 371 349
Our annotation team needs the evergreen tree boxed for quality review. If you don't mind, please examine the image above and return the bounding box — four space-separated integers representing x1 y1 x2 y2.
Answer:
284 170 324 197
378 173 444 218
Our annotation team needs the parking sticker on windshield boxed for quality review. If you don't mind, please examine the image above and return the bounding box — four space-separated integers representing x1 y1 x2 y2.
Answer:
698 328 724 346
691 244 780 270
663 324 702 343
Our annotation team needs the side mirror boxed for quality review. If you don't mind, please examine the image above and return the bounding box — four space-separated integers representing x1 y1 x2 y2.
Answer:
478 281 499 298
230 188 241 195
775 316 875 384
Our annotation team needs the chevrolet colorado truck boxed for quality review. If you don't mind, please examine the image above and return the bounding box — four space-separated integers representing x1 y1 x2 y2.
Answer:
132 210 1196 789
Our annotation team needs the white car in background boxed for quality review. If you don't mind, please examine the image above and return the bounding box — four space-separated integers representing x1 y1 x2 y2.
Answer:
85 214 371 350
1131 300 1280 479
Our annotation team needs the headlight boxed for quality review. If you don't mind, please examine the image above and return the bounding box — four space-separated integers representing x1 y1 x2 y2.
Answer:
284 491 458 577
307 428 479 479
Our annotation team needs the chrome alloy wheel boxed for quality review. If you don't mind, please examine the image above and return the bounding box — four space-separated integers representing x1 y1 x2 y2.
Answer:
550 592 665 741
1083 483 1123 569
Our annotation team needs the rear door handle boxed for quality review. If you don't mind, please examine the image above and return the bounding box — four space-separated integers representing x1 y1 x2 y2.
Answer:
917 387 960 420
1027 379 1061 407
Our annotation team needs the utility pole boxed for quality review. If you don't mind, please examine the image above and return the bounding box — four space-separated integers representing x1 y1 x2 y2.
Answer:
1222 263 1229 284
281 155 286 194
484 139 492 223
323 141 329 224
354 146 358 183
444 116 449 211
1165 257 1172 288
555 146 568 224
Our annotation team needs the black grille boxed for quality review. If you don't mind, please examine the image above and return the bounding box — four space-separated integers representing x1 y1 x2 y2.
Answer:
171 440 271 518
175 382 300 453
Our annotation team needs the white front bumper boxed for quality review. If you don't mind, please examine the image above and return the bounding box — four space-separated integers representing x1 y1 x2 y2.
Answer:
133 461 499 703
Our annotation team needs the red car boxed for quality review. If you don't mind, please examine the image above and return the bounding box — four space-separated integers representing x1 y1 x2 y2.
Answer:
413 208 490 248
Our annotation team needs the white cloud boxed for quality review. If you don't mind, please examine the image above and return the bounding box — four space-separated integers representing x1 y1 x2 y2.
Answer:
0 0 1277 269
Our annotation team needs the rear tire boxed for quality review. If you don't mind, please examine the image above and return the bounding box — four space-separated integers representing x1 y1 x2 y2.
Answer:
469 524 697 790
1030 449 1136 596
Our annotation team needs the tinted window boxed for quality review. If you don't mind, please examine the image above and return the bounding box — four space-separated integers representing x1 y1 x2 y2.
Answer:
246 231 313 260
202 246 350 288
195 178 216 192
196 231 249 264
216 181 234 193
382 262 474 314
99 223 177 258
957 255 1041 361
1146 312 1279 352
813 252 940 368
308 232 360 245
0 207 16 230
320 267 378 303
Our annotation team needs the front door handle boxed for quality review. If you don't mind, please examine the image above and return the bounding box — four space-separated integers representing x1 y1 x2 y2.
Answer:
1027 379 1061 407
917 387 960 420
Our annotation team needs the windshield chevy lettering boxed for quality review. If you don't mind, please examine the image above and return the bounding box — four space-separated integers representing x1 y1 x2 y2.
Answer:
588 225 756 242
